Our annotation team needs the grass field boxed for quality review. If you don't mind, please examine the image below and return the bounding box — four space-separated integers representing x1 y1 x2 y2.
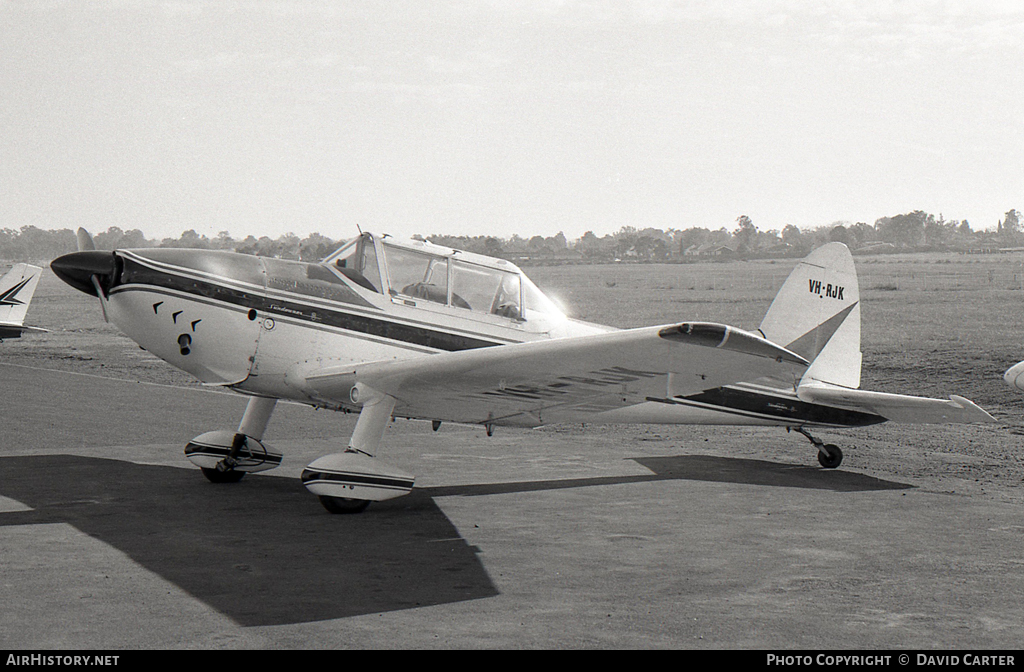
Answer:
4 249 1024 503
528 252 1024 410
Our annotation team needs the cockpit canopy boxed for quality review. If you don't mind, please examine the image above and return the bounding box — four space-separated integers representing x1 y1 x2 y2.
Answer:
324 233 564 322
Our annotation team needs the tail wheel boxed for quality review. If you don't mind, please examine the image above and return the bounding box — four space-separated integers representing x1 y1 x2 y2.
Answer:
200 466 246 483
817 444 843 469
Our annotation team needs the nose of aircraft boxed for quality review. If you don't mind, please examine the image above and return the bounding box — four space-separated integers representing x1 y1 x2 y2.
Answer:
1003 360 1024 393
50 250 117 296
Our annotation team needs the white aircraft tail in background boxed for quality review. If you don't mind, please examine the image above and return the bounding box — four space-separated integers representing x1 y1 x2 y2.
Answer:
0 263 45 340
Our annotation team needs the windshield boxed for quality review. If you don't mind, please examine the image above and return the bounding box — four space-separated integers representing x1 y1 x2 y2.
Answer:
326 234 382 293
449 260 520 317
521 275 564 320
384 245 449 305
336 236 566 323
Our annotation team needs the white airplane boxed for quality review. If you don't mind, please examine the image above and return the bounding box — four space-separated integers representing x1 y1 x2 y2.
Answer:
50 234 994 513
0 263 45 340
1003 361 1024 392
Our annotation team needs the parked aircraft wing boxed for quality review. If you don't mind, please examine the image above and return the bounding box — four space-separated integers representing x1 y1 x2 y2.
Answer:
299 322 809 426
796 381 995 424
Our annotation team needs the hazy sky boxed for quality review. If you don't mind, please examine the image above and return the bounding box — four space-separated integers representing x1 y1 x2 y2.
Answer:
2 1 1022 243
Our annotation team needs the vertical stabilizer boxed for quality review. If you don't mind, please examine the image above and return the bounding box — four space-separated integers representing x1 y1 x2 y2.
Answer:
76 227 96 251
758 243 861 388
0 264 43 333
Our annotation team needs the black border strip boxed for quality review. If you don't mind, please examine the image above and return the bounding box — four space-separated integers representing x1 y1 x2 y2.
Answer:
300 470 416 490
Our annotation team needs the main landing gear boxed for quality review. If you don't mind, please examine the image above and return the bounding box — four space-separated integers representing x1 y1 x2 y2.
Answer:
184 387 415 515
792 426 843 469
300 384 414 514
185 396 282 482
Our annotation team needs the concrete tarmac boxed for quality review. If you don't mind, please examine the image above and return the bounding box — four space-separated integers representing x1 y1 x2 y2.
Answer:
2 362 1023 649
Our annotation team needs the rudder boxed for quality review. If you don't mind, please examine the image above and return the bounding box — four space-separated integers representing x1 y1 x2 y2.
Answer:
0 263 43 329
758 243 861 388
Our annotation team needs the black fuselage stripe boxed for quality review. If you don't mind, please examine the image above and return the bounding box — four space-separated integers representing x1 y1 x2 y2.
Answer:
110 261 506 353
300 471 415 490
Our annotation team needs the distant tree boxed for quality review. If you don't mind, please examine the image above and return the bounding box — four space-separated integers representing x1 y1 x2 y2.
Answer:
214 230 234 250
527 235 549 255
828 224 852 247
847 222 875 247
1002 209 1021 236
483 236 504 258
733 215 757 254
780 224 803 247
924 214 955 248
547 231 568 251
255 236 276 257
299 232 339 261
875 211 929 248
576 230 604 259
276 233 302 259
164 229 211 249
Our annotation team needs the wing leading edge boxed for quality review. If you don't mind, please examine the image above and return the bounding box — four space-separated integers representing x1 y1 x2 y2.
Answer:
297 322 809 427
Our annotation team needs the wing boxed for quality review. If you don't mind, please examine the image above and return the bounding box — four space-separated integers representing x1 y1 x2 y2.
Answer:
297 322 809 427
797 381 995 424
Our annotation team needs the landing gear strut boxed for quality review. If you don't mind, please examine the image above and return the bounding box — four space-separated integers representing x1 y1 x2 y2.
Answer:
301 384 415 514
793 426 843 469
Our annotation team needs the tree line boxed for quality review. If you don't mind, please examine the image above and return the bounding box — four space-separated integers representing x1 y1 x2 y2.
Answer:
2 209 1020 264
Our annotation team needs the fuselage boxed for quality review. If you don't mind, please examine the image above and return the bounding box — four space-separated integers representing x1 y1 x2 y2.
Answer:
51 234 885 429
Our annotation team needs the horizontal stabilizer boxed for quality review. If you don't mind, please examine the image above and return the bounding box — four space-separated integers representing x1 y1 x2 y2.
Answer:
797 381 995 424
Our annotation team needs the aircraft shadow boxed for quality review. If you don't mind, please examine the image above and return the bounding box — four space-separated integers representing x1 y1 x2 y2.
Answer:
422 454 913 498
0 453 910 627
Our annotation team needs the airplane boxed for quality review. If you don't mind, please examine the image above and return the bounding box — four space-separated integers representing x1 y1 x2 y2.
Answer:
49 234 994 513
1003 360 1024 392
0 263 45 340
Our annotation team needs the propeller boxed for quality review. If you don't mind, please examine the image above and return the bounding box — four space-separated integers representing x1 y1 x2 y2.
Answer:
50 229 116 322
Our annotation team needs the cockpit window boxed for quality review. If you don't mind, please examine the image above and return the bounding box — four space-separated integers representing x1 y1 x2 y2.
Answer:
451 260 521 319
329 236 564 323
384 245 449 305
331 235 382 293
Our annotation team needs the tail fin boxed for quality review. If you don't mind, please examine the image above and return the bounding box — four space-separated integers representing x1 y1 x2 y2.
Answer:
0 264 43 335
76 227 96 251
758 243 861 388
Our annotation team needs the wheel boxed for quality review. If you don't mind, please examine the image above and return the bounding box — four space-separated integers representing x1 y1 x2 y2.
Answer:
200 466 246 483
817 444 843 469
318 496 371 514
